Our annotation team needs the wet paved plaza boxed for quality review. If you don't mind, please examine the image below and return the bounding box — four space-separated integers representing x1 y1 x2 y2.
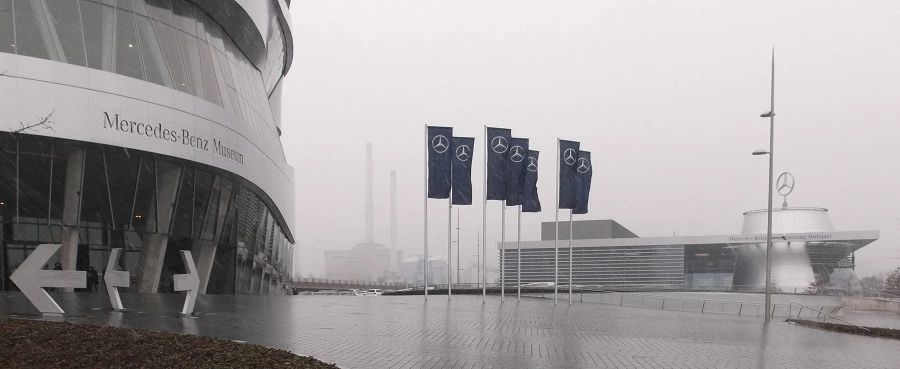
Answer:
2 292 899 369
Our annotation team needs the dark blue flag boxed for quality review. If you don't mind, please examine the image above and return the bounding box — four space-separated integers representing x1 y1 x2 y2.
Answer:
505 137 529 206
573 151 592 214
451 137 474 205
427 126 453 199
522 150 541 213
486 127 511 200
558 140 580 209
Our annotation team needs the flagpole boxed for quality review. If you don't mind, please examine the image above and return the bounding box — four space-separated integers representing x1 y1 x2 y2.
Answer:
554 138 560 305
482 125 487 303
569 210 573 305
517 205 521 302
477 229 481 291
424 125 429 300
448 200 452 300
501 203 506 302
456 209 460 290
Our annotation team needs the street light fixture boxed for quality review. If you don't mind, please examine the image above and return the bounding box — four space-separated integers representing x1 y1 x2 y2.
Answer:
756 49 776 323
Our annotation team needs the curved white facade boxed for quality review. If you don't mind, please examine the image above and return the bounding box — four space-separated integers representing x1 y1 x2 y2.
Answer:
0 0 296 295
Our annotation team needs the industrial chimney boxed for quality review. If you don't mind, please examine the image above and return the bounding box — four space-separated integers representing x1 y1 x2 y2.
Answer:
365 143 375 244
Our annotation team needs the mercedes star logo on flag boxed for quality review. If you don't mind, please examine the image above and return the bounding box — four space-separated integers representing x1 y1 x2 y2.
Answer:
563 148 577 165
527 156 538 172
432 135 449 153
491 136 509 153
577 157 591 173
455 144 471 162
509 146 525 162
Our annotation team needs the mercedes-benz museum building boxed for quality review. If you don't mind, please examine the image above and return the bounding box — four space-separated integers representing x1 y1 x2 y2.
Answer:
0 0 295 295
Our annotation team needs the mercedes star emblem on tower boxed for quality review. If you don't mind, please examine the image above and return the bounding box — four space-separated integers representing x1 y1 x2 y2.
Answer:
431 135 449 153
577 157 591 173
455 144 471 161
490 136 509 153
563 148 577 165
527 156 538 172
509 146 525 162
776 172 795 196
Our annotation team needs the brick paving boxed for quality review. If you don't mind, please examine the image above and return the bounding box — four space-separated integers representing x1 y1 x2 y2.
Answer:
1 292 899 368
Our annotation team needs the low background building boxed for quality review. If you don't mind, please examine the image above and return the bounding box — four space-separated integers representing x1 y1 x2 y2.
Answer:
499 208 878 292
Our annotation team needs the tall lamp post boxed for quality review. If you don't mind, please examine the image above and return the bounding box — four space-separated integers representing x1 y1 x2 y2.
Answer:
753 49 776 323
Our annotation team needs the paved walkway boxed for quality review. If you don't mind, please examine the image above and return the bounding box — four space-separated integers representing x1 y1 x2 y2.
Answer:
2 292 899 368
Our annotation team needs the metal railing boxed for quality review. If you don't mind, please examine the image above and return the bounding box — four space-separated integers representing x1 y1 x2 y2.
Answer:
782 301 867 331
527 289 846 319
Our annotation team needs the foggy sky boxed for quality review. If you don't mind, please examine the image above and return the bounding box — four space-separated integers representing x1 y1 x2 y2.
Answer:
281 0 900 279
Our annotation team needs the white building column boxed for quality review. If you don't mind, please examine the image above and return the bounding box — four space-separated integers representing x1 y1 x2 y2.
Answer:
135 165 182 293
59 150 85 291
193 177 234 294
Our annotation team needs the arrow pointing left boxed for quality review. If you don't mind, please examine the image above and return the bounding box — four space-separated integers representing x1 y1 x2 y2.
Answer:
10 244 86 314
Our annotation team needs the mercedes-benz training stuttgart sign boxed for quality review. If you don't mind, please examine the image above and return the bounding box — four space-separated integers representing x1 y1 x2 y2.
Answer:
776 172 795 196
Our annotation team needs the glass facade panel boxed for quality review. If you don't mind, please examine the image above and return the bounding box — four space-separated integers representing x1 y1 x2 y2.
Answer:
135 13 172 87
151 19 190 93
114 7 144 79
169 0 194 36
14 0 56 61
196 38 222 105
176 26 204 99
45 0 87 67
0 0 14 54
79 0 115 71
142 0 172 26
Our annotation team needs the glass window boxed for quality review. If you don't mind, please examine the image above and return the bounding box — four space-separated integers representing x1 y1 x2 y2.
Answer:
206 42 231 112
115 0 132 11
170 0 194 36
192 3 204 37
1 0 16 54
14 0 57 61
170 168 193 239
151 20 190 93
142 0 172 26
204 15 225 52
79 0 115 71
176 29 204 99
197 39 221 105
45 0 87 66
135 14 172 87
114 8 144 80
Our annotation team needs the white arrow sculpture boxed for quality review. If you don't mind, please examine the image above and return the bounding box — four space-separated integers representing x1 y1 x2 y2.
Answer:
173 250 200 315
10 244 86 314
104 248 130 311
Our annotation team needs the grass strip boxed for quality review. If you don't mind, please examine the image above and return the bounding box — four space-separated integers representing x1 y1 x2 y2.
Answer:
0 317 340 368
785 318 900 340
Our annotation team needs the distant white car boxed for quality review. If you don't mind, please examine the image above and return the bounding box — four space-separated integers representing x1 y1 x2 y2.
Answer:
367 289 383 296
355 290 368 296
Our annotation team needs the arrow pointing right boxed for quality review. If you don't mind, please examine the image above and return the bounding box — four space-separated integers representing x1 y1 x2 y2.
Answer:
10 244 86 314
174 250 200 315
